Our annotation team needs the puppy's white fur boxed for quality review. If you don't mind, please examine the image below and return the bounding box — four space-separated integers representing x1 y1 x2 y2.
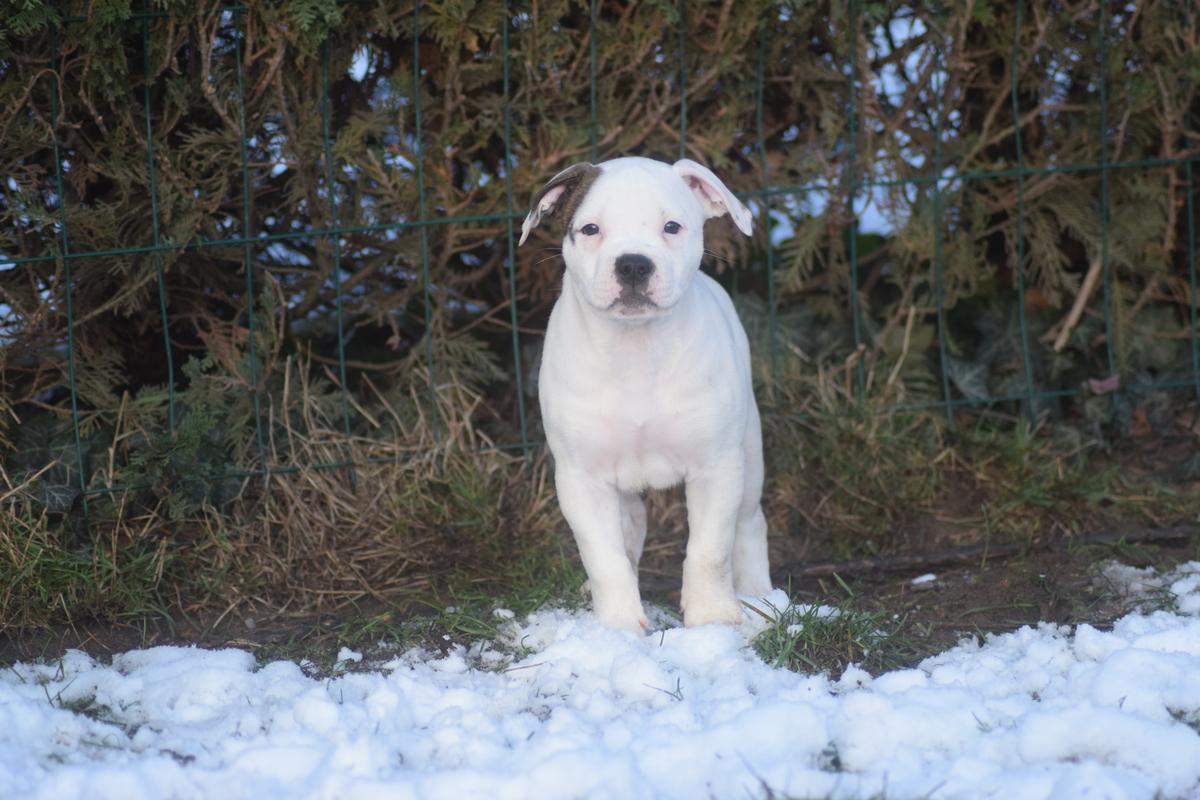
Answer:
522 157 771 631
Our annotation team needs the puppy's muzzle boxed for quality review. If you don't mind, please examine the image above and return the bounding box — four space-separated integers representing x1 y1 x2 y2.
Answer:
614 253 655 292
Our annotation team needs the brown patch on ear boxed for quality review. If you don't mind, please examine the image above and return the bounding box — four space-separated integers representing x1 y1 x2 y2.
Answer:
530 163 601 229
555 165 601 231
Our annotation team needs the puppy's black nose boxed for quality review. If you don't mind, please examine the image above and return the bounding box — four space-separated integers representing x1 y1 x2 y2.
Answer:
614 253 655 289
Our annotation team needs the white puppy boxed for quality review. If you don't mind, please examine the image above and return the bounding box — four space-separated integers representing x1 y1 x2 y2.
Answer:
519 156 772 631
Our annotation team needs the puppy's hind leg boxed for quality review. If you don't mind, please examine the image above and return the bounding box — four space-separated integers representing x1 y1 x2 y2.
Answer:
733 405 772 597
733 507 772 597
619 491 648 572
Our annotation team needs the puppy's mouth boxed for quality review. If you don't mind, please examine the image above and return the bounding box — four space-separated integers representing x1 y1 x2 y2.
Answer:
610 291 658 314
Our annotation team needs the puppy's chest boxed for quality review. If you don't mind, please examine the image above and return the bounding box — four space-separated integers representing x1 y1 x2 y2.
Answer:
567 381 730 490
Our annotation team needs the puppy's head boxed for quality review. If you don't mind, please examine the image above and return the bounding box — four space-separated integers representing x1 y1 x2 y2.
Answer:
520 157 752 320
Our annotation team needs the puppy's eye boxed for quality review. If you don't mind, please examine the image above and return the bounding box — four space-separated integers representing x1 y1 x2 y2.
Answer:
580 223 600 236
663 221 682 235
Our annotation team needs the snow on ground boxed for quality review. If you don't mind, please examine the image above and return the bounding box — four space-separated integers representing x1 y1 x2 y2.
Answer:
2 564 1200 800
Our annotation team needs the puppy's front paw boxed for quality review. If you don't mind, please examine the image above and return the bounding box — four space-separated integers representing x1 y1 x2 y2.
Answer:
594 607 650 633
593 597 650 633
680 590 743 628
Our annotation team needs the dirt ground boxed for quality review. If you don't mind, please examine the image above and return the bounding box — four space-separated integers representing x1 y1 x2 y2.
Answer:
651 527 1198 656
7 381 1197 671
4 526 1196 672
783 540 1199 657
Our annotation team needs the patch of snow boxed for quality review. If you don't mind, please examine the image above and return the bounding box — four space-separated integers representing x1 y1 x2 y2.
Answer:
1098 560 1200 617
0 563 1198 799
911 573 937 585
1170 569 1200 616
335 647 363 665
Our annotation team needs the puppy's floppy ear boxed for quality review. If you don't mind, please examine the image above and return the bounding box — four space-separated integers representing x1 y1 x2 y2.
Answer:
519 162 602 246
672 158 753 236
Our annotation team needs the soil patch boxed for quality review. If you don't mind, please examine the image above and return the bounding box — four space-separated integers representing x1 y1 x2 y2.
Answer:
4 528 1197 673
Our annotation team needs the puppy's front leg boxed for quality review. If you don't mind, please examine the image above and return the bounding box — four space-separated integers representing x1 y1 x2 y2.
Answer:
555 466 648 632
681 466 744 627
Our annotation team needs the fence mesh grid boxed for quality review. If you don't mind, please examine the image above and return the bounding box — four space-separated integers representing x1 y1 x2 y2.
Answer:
9 1 1200 512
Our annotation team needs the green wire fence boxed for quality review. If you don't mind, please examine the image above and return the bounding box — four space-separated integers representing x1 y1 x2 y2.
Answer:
6 1 1199 518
